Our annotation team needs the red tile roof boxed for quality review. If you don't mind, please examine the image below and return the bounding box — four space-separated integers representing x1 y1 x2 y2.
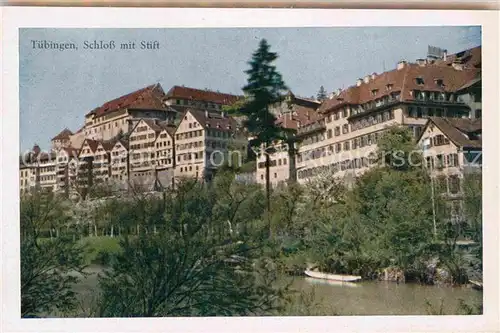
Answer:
80 138 100 154
51 128 73 141
318 64 480 114
186 109 238 132
425 117 482 149
275 105 322 130
165 86 242 105
85 83 166 117
434 46 481 69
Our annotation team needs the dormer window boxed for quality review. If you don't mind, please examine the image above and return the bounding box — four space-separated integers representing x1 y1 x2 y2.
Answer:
386 84 393 91
435 79 444 87
371 89 378 96
416 77 425 85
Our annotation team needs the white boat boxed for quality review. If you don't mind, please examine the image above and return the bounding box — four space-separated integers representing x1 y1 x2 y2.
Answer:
469 280 483 291
304 277 359 288
304 270 362 282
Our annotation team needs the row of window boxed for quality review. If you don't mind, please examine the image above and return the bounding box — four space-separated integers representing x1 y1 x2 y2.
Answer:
176 130 203 140
426 153 460 169
298 131 384 163
179 165 200 173
176 99 221 110
156 141 172 148
84 118 125 136
176 151 204 162
298 157 376 179
351 110 395 131
257 158 288 169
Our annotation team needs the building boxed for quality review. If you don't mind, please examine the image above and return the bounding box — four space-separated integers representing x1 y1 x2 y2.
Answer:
82 83 178 142
77 138 100 192
164 85 241 112
174 109 246 182
418 116 481 192
294 52 481 184
128 118 175 190
51 128 73 149
255 92 322 187
55 147 80 195
109 139 130 189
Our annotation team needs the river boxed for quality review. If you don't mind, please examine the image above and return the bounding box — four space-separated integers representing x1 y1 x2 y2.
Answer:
72 265 482 316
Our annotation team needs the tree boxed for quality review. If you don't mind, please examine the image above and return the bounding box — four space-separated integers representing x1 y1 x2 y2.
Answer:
376 126 422 171
228 39 288 237
316 86 327 101
97 179 287 317
20 192 87 317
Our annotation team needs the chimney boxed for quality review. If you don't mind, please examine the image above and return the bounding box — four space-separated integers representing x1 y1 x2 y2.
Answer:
371 73 377 80
416 58 427 67
356 78 363 86
363 75 370 84
397 60 407 70
443 50 447 61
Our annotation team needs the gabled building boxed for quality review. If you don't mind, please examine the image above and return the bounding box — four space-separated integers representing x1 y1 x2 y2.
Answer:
418 117 481 192
110 139 130 187
55 147 80 195
77 138 100 191
129 118 174 190
174 109 246 182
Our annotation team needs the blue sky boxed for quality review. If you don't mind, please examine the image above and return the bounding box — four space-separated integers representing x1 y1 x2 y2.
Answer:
19 27 481 151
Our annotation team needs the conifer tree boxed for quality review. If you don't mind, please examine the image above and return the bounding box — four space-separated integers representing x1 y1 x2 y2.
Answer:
317 86 327 101
231 39 288 237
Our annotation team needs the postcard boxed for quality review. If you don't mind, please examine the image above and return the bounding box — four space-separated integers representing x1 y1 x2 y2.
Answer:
2 7 499 333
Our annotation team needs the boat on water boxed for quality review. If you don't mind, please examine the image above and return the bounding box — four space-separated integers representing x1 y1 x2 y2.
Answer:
304 277 359 288
304 270 362 282
469 280 483 291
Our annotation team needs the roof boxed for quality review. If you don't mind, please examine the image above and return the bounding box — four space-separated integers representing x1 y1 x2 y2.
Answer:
51 128 73 141
85 83 166 117
275 105 322 130
423 117 482 149
185 109 238 132
434 46 481 69
59 147 80 158
80 138 100 153
456 77 481 92
165 85 241 105
318 63 480 114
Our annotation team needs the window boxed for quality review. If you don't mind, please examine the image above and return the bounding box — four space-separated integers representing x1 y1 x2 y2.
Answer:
376 113 382 123
283 158 287 165
371 89 378 96
327 129 333 139
435 154 444 168
342 124 349 134
334 126 340 136
352 138 358 149
343 141 350 151
274 173 277 179
433 134 446 146
342 109 348 118
335 143 341 153
435 108 444 117
475 109 482 118
333 112 339 120
448 176 461 194
416 77 424 85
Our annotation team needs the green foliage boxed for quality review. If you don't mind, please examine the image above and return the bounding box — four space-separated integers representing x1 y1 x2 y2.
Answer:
316 86 327 101
20 193 88 317
97 178 287 317
376 126 422 171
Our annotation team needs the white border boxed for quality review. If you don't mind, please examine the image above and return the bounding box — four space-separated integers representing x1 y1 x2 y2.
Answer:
2 7 499 333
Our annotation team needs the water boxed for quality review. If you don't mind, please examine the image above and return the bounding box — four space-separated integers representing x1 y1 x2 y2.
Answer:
72 266 482 316
287 276 482 315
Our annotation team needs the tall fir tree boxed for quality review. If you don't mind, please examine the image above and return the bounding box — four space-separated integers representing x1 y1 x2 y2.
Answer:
234 39 288 237
317 85 327 101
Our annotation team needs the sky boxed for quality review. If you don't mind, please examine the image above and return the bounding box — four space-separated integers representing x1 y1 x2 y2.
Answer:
19 26 481 151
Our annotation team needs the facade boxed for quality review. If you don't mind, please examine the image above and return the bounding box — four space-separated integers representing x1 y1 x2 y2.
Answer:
129 118 174 190
19 164 32 194
418 116 482 193
55 147 80 195
110 139 130 189
174 109 246 182
256 92 322 187
77 138 99 191
294 56 480 184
